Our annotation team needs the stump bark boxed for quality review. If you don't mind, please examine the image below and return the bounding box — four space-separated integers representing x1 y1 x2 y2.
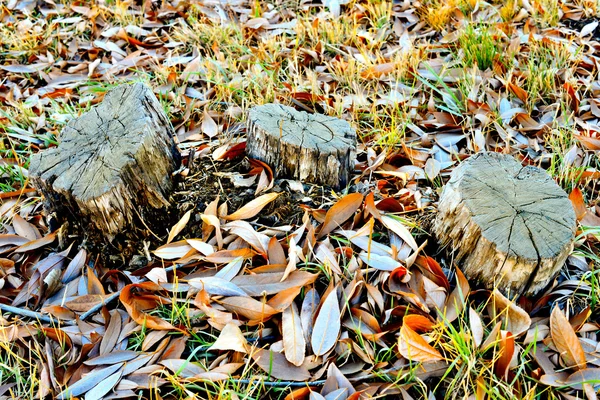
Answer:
29 83 181 242
246 104 356 188
433 152 576 296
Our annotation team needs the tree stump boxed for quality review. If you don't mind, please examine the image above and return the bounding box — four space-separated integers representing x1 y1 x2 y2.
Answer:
29 83 181 242
433 152 576 296
246 104 356 188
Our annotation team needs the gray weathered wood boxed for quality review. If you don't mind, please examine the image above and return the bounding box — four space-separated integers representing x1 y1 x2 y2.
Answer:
29 83 180 241
246 104 356 188
433 152 576 296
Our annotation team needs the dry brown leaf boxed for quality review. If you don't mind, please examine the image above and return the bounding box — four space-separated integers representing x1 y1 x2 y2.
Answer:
361 62 395 79
469 307 484 348
282 302 305 366
403 314 435 333
489 289 531 337
167 210 191 244
381 215 418 251
153 241 193 259
65 294 114 312
311 285 340 356
493 331 514 381
251 348 311 381
224 192 280 221
444 267 470 323
218 296 278 321
12 214 38 241
550 306 587 370
398 324 444 363
318 193 363 238
120 283 184 333
100 310 122 355
202 109 219 138
209 322 248 353
232 271 318 296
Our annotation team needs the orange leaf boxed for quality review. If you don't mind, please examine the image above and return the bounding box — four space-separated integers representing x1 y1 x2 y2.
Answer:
318 193 363 238
508 82 528 103
398 324 444 362
361 62 395 79
403 314 435 333
550 306 587 370
569 188 587 221
120 283 185 333
223 192 280 221
494 331 514 381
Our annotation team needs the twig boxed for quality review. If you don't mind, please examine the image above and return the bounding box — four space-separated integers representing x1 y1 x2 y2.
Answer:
0 303 63 325
1 265 179 326
228 379 326 387
78 264 178 321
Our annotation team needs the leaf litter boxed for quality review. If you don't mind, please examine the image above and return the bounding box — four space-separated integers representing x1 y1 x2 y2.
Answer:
0 0 600 399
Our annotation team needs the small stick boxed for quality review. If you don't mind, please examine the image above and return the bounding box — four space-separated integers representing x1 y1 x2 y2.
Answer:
1 265 179 326
0 303 62 325
228 379 326 387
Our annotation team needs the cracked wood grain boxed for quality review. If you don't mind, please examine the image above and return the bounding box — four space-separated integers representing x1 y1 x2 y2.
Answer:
433 152 576 296
246 104 356 188
29 83 181 242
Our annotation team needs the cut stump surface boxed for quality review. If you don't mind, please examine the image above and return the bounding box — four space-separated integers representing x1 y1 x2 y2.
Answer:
246 104 356 188
30 83 181 241
433 152 576 296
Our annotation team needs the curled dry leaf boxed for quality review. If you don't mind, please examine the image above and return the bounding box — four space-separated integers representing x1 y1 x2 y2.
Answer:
381 215 418 251
489 289 531 337
398 324 444 363
469 307 484 348
550 306 587 370
120 283 184 333
223 192 280 221
209 322 248 353
493 331 514 381
443 266 470 323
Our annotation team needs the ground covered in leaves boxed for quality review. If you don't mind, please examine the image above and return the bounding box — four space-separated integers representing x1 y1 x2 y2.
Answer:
1 0 600 399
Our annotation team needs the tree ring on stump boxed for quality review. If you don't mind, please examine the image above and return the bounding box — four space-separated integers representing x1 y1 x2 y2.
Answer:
246 104 356 188
433 152 576 296
29 83 181 242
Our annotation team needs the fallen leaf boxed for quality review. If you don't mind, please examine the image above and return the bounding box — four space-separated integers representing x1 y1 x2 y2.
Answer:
493 331 514 381
202 109 219 138
282 302 306 366
381 215 418 251
251 348 311 381
218 296 278 321
398 324 444 363
167 210 191 244
489 289 531 337
318 193 363 238
209 322 248 353
224 193 280 221
57 364 124 399
188 277 248 297
550 306 587 370
311 286 341 356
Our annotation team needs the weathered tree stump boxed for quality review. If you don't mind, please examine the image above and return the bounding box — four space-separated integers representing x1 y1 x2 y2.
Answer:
29 83 181 242
433 152 576 296
246 104 356 188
